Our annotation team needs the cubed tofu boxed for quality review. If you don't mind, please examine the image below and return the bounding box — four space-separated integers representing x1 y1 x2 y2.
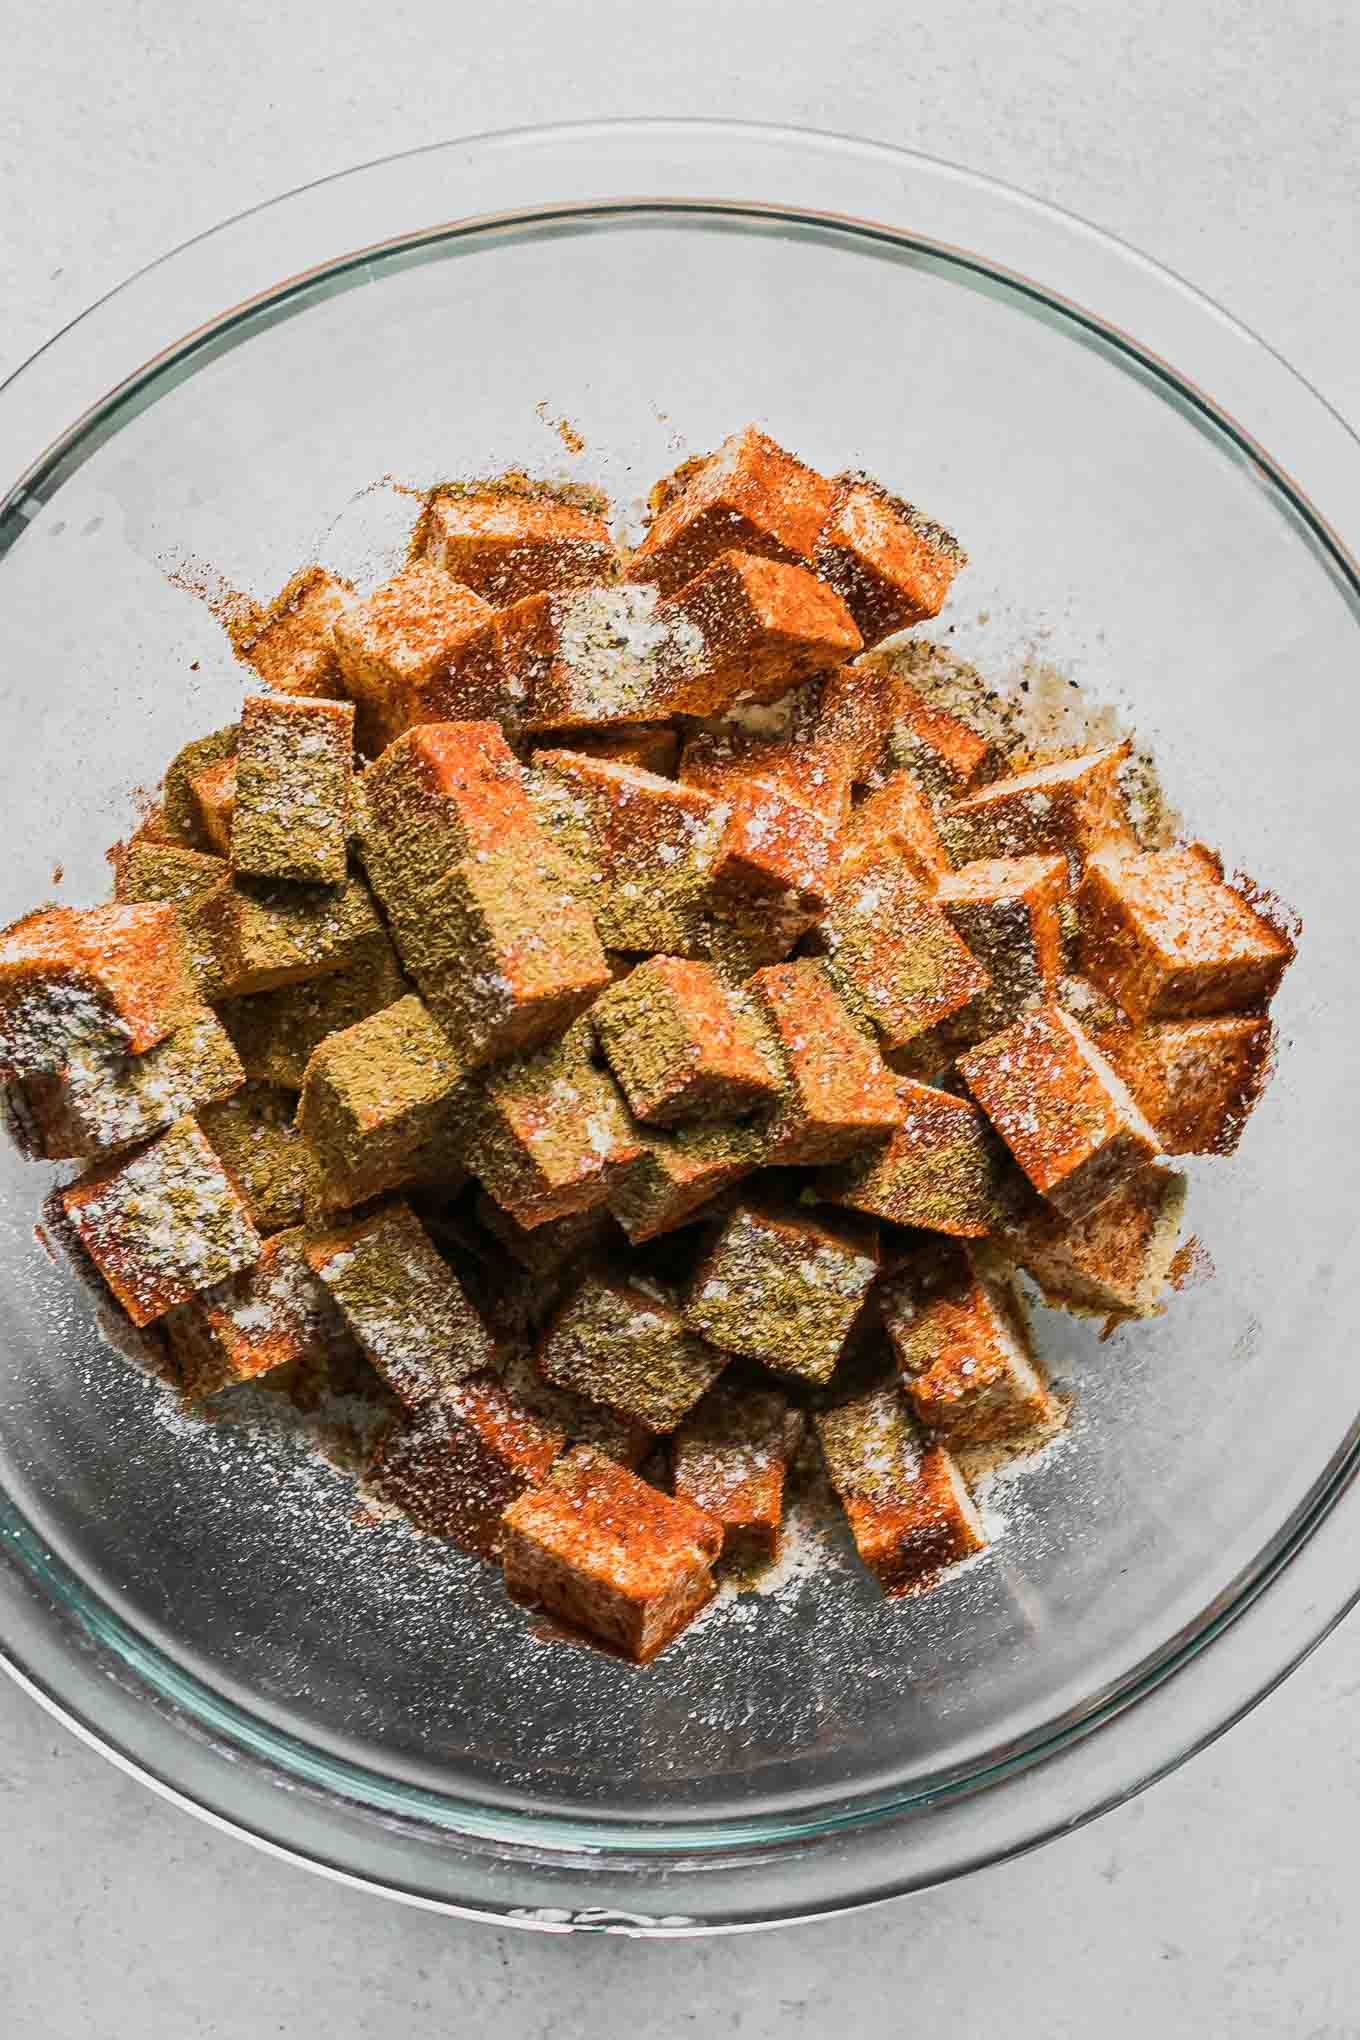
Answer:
466 1028 642 1229
216 932 408 1089
591 957 779 1125
424 488 617 602
160 726 237 850
1078 845 1293 1022
706 777 842 915
359 720 542 899
745 958 899 1163
500 1349 650 1468
239 565 354 700
499 583 704 730
306 1201 496 1407
1092 1013 1273 1155
606 1117 769 1243
672 1383 802 1563
185 871 386 997
501 1445 723 1661
821 1078 1013 1236
844 771 950 885
62 1115 260 1325
657 550 862 712
881 1246 1055 1445
536 1271 727 1432
10 1007 243 1160
816 477 967 645
625 426 836 596
957 1003 1161 1218
809 662 896 784
936 854 1068 1038
332 563 496 742
296 993 471 1210
0 904 192 1077
188 758 238 855
1000 1164 1187 1318
815 1385 985 1593
884 678 993 801
947 743 1131 862
196 1080 318 1232
682 1200 879 1385
229 694 354 887
678 718 853 828
163 1225 360 1398
113 841 227 913
816 853 990 1048
363 1371 564 1557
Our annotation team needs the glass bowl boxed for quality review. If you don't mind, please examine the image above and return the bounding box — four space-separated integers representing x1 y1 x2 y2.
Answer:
1 121 1358 1935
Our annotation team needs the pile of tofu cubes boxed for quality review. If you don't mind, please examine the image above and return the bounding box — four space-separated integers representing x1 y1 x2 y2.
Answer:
0 429 1294 1662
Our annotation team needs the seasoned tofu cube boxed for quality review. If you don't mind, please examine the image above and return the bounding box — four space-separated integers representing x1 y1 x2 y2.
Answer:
936 854 1068 1038
1092 1014 1273 1155
536 1272 727 1433
332 563 496 741
678 717 854 828
706 777 842 915
229 694 354 887
359 720 542 899
185 871 386 997
815 476 967 645
498 583 704 730
746 958 899 1163
884 678 993 800
625 426 836 596
62 1115 260 1325
113 841 227 913
681 1200 879 1385
881 1246 1055 1445
1078 844 1293 1022
947 742 1131 862
306 1200 496 1407
957 1003 1161 1218
163 1225 361 1399
500 1349 651 1468
467 1028 642 1229
0 903 192 1077
10 1007 242 1160
822 1078 1013 1236
815 1385 985 1593
591 957 779 1126
657 551 862 711
160 726 237 850
672 1383 802 1563
502 1445 723 1661
533 723 679 778
844 771 949 885
239 565 354 700
424 488 617 602
217 932 408 1088
808 662 896 784
196 1080 318 1231
363 1371 564 1556
1000 1164 1186 1318
188 758 238 855
816 853 990 1049
606 1116 769 1243
296 993 471 1210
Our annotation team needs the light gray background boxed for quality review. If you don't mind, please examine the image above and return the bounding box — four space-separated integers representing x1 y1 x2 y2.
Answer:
2 3 1358 2032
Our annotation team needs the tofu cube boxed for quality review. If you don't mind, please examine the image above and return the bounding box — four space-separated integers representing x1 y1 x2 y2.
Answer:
815 1385 985 1593
296 993 471 1209
467 1028 642 1229
424 488 617 602
606 1117 769 1243
817 853 990 1048
113 841 227 912
884 678 993 800
957 1003 1161 1218
706 778 842 915
746 958 899 1163
164 1225 360 1398
844 770 949 885
185 871 386 997
497 583 703 731
816 477 967 645
502 1445 723 1661
306 1200 496 1407
625 426 836 595
160 726 236 850
363 1371 564 1557
217 932 408 1089
229 694 354 886
947 743 1131 862
500 1349 651 1468
239 565 354 700
822 1078 1013 1236
1092 1014 1273 1155
359 720 540 899
0 903 192 1077
197 1080 319 1231
881 1246 1055 1445
657 551 862 712
936 854 1068 1038
188 758 238 855
332 563 496 742
809 662 896 784
681 1200 879 1384
536 1271 727 1432
672 1383 802 1563
62 1116 260 1325
1001 1164 1187 1318
591 957 779 1125
1078 845 1293 1022
678 719 853 829
11 1008 243 1161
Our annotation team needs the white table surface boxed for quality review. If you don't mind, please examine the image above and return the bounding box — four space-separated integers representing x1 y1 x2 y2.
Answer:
3 4 1358 2032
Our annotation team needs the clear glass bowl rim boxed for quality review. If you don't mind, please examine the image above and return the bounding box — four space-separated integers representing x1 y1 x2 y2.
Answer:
1 118 1358 1934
